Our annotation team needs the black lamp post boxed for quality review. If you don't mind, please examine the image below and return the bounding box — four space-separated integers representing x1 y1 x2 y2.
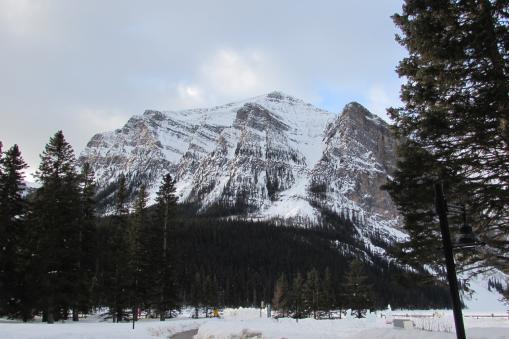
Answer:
434 182 483 339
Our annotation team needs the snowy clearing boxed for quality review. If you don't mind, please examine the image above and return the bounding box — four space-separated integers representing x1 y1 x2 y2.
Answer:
2 308 509 339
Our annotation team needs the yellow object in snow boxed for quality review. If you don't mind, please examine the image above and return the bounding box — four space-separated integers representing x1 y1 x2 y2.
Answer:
213 309 219 318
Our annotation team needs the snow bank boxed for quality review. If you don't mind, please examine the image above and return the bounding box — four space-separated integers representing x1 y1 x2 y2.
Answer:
195 315 388 339
0 318 205 339
351 328 509 339
195 308 509 339
2 308 509 339
462 272 508 312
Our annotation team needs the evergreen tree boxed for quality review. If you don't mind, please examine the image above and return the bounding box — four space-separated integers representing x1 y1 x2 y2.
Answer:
303 268 320 319
153 173 179 320
383 142 477 273
0 144 29 319
202 274 218 318
272 273 289 318
128 185 147 322
190 272 202 318
289 273 304 319
102 173 131 322
344 260 371 318
74 162 97 320
320 268 335 319
32 131 82 323
390 0 509 272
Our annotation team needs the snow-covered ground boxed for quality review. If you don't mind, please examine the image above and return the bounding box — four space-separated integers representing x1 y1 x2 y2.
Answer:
2 307 509 339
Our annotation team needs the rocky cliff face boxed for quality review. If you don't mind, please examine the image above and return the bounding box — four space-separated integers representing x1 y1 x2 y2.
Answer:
79 91 401 238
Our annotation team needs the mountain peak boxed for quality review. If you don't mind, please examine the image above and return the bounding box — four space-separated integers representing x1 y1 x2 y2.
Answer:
263 91 300 103
341 101 384 125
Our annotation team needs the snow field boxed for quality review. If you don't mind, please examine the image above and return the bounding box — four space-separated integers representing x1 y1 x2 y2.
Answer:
195 308 509 339
1 308 508 339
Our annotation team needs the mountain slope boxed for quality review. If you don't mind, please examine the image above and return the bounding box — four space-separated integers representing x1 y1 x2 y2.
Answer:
79 92 401 237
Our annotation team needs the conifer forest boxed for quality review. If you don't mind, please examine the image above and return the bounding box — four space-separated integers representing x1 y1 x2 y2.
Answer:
0 132 450 323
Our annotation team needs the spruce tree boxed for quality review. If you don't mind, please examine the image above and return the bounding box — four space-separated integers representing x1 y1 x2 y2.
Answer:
74 162 97 320
202 274 218 318
320 268 335 319
107 174 130 322
190 272 202 318
272 273 289 318
32 131 82 323
128 185 147 322
0 144 28 319
289 273 304 319
344 260 370 318
390 0 509 272
303 268 320 319
154 174 178 321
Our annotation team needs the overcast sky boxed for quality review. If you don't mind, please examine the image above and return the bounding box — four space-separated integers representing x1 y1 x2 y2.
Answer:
0 0 406 176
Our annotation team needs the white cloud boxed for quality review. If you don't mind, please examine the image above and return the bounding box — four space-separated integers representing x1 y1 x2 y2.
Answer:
167 48 283 109
175 84 206 107
0 0 51 37
200 49 266 95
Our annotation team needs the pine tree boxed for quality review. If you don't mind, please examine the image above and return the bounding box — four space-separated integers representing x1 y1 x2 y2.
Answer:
153 174 179 321
382 142 475 273
0 144 28 319
289 273 304 319
303 268 320 319
320 268 335 319
32 131 82 323
74 162 97 320
107 174 130 322
190 272 202 318
272 273 289 318
390 0 509 272
344 260 370 318
128 185 147 322
202 274 218 318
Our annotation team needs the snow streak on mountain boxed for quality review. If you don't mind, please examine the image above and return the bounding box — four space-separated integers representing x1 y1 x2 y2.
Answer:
79 91 402 237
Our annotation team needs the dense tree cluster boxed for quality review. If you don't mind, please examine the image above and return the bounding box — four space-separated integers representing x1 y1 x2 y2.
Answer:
0 132 451 322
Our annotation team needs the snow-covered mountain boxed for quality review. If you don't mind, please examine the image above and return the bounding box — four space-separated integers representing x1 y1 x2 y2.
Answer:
78 91 509 310
79 91 401 234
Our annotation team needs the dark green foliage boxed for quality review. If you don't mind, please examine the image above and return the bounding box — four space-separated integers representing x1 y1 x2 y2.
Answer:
303 268 321 319
289 273 305 318
0 144 29 319
390 0 509 273
189 272 202 318
383 142 474 273
343 260 370 318
31 131 83 322
102 174 131 322
171 216 450 311
128 185 147 322
202 275 218 318
153 174 179 320
320 268 335 319
76 163 97 318
272 273 289 317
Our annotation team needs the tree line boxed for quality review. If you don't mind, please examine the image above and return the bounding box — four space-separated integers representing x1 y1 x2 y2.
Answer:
0 131 451 323
271 261 370 320
0 132 180 322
